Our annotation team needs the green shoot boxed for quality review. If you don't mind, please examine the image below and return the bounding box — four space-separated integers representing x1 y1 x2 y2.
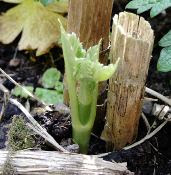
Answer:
60 24 119 153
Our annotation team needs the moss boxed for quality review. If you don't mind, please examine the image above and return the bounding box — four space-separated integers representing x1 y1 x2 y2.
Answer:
8 115 36 151
2 153 16 175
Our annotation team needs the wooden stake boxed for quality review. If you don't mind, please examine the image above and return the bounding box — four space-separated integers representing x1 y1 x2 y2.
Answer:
101 12 154 150
64 0 114 105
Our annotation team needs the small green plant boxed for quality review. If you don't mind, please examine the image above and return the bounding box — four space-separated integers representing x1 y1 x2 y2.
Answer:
126 0 171 72
60 24 119 153
0 0 68 56
12 68 63 104
8 116 36 151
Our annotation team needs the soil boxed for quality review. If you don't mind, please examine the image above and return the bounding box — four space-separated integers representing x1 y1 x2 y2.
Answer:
0 1 171 175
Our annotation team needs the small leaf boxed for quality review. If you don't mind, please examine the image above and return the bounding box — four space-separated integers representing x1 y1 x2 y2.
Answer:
55 81 63 93
126 0 171 17
86 41 101 61
35 88 63 104
157 46 171 72
0 0 67 56
12 86 34 98
150 0 171 17
137 4 154 14
94 58 120 82
126 0 147 9
42 68 61 89
159 30 171 47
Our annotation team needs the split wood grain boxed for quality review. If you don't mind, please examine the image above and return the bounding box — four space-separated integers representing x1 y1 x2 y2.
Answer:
101 12 154 150
0 150 133 175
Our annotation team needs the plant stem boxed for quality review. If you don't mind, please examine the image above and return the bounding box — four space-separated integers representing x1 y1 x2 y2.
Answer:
72 84 98 153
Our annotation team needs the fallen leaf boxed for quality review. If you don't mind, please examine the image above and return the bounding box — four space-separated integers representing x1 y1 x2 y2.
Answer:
46 1 68 13
2 0 23 3
0 0 67 56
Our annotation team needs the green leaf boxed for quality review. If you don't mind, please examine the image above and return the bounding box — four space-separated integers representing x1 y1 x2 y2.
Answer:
150 0 171 17
126 0 148 9
55 81 63 93
35 88 63 104
157 46 171 72
137 4 154 14
159 30 171 47
94 58 120 82
126 0 171 17
42 68 61 88
12 86 34 98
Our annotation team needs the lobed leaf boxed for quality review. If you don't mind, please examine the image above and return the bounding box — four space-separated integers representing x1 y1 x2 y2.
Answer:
35 88 63 104
126 0 171 17
12 86 34 98
46 1 68 13
159 30 171 47
0 0 67 56
157 46 171 72
150 0 171 17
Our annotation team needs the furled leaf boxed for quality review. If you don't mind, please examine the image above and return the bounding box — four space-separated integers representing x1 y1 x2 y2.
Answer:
0 0 67 56
35 88 63 104
126 0 171 17
159 30 171 47
42 68 61 89
157 46 171 72
94 58 120 82
60 23 119 83
12 86 34 98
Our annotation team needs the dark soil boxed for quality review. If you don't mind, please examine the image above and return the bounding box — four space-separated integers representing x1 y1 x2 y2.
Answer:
0 1 171 175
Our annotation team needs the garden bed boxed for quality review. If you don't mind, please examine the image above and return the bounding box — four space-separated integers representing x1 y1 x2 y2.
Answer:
0 1 171 174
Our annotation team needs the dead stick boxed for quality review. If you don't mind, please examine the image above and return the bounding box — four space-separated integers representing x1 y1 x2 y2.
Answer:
145 87 171 106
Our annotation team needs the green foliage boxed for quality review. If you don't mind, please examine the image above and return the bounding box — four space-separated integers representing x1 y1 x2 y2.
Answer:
35 88 63 104
12 86 34 98
42 68 61 88
8 116 36 151
157 30 171 72
126 1 171 72
60 23 119 153
159 30 171 47
12 68 63 105
126 0 171 17
157 46 171 72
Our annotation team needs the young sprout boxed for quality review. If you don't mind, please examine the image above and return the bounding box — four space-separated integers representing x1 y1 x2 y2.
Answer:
60 24 119 153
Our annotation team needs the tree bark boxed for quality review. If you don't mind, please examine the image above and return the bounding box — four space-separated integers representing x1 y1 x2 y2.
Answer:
0 150 133 175
101 12 154 150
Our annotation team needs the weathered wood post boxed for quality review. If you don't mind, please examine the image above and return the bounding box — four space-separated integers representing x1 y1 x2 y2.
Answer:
0 150 133 174
101 12 154 150
64 0 114 105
